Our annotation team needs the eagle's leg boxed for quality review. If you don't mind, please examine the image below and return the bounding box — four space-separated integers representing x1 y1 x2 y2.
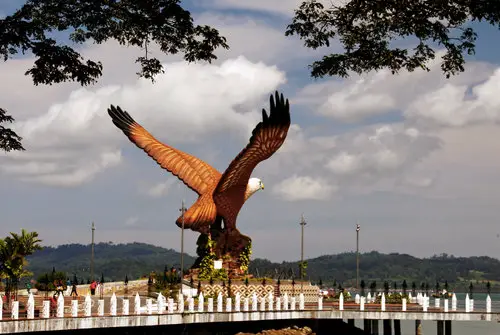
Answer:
213 220 252 277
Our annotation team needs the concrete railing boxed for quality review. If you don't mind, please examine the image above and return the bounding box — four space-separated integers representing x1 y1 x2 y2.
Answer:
0 290 496 321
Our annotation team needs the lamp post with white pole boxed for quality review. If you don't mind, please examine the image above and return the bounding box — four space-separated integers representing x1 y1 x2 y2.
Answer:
356 223 360 291
90 222 95 283
180 201 187 284
300 214 307 292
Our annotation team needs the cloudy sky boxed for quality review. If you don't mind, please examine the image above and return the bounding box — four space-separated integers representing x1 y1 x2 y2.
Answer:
2 0 500 263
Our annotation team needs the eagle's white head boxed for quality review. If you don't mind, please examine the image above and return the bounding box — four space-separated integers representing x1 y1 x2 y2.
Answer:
245 177 264 201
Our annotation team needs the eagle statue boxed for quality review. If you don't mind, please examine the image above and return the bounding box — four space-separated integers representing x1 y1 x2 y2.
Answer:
108 91 291 275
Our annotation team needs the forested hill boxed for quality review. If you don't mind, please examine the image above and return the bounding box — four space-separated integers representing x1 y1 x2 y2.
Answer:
26 242 196 282
26 244 500 287
250 251 500 287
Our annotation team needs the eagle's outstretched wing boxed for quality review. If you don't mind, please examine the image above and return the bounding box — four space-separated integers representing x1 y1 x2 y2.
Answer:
108 105 222 196
213 91 291 223
108 105 221 232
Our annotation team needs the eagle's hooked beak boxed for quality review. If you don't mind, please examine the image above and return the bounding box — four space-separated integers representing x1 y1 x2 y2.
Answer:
261 182 265 190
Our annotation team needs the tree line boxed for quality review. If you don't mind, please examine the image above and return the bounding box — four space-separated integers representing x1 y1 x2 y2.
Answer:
10 242 500 293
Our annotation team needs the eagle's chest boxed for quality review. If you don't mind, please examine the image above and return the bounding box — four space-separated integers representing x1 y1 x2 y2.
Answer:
213 186 247 220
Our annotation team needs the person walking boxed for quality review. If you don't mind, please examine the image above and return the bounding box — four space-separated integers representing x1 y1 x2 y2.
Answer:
71 282 78 297
90 280 97 296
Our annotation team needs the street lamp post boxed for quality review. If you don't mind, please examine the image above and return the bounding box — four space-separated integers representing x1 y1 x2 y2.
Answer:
299 214 307 292
91 222 95 282
356 223 360 291
180 201 187 284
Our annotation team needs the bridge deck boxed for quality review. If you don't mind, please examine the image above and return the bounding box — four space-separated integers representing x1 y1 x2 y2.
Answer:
0 309 499 334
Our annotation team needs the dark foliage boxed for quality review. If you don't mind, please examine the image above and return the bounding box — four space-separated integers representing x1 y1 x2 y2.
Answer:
25 242 196 282
286 0 500 79
0 108 24 152
0 0 228 151
249 251 500 289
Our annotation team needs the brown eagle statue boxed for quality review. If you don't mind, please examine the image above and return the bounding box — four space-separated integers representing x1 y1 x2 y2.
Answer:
108 91 290 275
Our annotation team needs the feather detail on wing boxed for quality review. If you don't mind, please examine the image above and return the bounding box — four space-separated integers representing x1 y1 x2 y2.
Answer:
175 194 217 234
108 105 221 196
213 91 291 218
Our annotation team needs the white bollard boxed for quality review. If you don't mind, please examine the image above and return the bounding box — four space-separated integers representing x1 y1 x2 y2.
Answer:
243 297 249 312
208 297 214 313
146 298 153 315
71 300 78 317
367 292 372 303
157 293 164 314
260 297 266 311
402 298 407 311
198 292 205 312
435 298 440 308
167 297 173 313
268 293 274 311
226 297 232 312
57 294 65 317
290 297 296 310
299 293 305 310
381 294 386 312
27 294 35 319
42 300 50 318
355 294 360 304
283 293 289 310
134 293 141 315
110 292 117 316
252 293 258 311
451 293 457 311
84 294 92 317
276 297 282 311
339 293 344 311
360 296 365 311
178 296 184 313
216 293 222 312
465 294 470 313
234 293 240 312
11 301 19 319
122 299 129 315
98 299 105 316
486 295 492 313
444 299 449 313
188 297 195 313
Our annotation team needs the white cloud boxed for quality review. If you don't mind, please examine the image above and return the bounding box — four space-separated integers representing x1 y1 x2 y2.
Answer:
273 175 336 201
295 52 495 122
144 180 176 198
124 216 139 227
202 0 303 16
203 0 344 16
405 69 500 127
263 123 442 200
0 56 286 186
1 150 121 187
195 12 326 67
324 125 441 178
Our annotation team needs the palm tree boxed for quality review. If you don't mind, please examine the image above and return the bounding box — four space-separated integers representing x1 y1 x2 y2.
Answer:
0 229 42 302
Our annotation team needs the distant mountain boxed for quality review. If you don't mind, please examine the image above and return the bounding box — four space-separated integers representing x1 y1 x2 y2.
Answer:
25 244 500 291
250 251 500 290
26 242 196 282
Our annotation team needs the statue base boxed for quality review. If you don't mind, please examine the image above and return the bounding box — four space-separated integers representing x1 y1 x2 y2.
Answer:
188 227 252 280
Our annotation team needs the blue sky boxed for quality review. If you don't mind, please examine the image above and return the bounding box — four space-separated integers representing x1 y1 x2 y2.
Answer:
2 1 500 263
